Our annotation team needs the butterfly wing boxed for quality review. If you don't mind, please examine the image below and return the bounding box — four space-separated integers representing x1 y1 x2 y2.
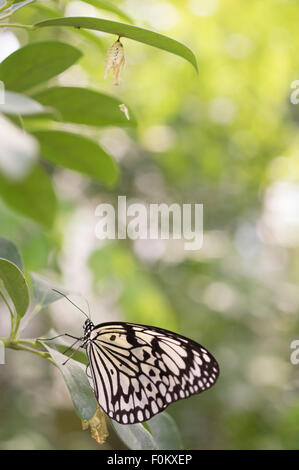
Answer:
86 322 219 424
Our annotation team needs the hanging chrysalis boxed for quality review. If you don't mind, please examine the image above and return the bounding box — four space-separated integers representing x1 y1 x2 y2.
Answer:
104 37 125 86
82 406 109 445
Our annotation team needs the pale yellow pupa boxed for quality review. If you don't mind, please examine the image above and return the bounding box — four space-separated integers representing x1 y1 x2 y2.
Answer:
104 38 125 86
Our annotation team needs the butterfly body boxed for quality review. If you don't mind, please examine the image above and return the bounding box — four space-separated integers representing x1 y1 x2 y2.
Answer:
81 320 219 424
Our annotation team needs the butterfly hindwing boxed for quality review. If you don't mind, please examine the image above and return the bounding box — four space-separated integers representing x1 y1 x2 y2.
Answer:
86 322 219 424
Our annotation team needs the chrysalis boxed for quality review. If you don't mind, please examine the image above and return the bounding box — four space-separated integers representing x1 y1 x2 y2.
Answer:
82 406 109 445
104 38 125 86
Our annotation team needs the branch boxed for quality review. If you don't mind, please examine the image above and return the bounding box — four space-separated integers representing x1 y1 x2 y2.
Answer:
0 337 56 365
0 22 34 30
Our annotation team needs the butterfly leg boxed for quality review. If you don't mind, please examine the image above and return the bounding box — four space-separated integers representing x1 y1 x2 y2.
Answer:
62 338 81 356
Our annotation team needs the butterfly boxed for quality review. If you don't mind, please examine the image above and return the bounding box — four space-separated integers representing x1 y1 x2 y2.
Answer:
51 291 219 425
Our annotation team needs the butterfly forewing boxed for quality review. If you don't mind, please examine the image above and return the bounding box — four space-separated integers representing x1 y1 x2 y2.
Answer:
86 322 219 424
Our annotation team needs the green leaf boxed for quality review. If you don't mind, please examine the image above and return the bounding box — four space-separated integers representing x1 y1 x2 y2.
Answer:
0 0 34 19
31 273 68 308
0 165 58 229
0 41 82 92
32 130 119 186
0 237 23 272
147 412 183 450
0 91 49 115
0 258 29 317
34 17 198 72
33 86 136 127
43 344 97 421
20 275 69 331
111 421 155 450
82 0 134 24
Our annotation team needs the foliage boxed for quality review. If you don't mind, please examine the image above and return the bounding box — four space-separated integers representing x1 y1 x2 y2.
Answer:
0 237 182 448
0 0 196 449
1 0 299 451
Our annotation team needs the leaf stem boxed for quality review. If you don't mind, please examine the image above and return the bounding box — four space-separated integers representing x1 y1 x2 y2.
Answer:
0 22 35 30
0 337 55 365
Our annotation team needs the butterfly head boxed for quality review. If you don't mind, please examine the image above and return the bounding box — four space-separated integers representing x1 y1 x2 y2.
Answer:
83 318 94 337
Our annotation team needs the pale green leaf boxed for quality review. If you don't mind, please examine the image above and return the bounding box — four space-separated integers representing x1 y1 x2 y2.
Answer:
33 86 136 127
0 41 82 92
111 421 155 450
44 344 97 421
32 130 119 186
147 412 183 450
0 258 29 317
0 165 58 228
0 91 48 115
0 237 23 271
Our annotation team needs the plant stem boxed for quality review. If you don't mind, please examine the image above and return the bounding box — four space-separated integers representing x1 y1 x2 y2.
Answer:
0 22 35 30
0 337 55 365
0 12 13 20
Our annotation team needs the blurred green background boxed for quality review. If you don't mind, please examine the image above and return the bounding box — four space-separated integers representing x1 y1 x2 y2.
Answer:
1 0 299 450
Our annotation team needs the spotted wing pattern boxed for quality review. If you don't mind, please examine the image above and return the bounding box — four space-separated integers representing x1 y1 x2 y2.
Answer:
86 322 219 424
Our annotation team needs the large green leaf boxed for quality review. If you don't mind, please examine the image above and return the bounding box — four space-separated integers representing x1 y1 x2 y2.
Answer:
32 130 119 186
0 165 58 228
34 17 198 72
147 412 183 450
0 91 49 115
31 273 68 309
33 87 136 127
111 422 155 450
0 258 29 318
43 344 97 421
0 41 82 92
0 237 23 272
20 274 70 331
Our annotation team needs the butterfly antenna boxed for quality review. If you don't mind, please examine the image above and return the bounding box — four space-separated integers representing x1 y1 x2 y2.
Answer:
85 297 91 320
52 289 90 320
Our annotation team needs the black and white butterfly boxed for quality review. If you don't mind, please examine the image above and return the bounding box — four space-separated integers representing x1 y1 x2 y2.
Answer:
52 292 219 425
